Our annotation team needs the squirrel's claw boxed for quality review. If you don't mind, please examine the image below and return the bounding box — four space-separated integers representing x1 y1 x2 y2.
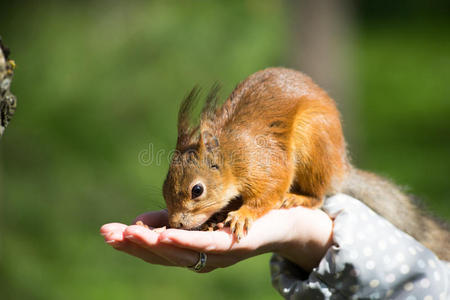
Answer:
280 196 298 209
225 209 254 242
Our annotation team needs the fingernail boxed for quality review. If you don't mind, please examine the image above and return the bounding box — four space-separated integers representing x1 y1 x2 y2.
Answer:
101 232 114 237
106 240 116 244
159 236 172 243
158 231 173 243
205 245 216 251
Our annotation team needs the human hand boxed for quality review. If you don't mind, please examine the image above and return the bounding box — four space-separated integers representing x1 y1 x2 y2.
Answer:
100 206 333 272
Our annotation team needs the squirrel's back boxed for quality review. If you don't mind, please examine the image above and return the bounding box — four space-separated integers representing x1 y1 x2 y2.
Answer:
217 68 449 259
168 67 449 258
213 67 333 131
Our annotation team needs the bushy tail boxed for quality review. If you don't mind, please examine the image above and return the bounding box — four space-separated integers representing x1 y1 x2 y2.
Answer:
342 168 449 260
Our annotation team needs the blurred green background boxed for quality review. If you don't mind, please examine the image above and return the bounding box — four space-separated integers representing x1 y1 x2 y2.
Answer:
0 1 449 299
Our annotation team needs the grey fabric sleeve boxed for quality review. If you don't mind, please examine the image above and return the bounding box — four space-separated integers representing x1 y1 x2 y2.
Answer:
270 194 449 300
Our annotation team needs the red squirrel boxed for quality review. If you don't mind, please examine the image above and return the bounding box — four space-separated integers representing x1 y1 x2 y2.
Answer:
162 67 449 260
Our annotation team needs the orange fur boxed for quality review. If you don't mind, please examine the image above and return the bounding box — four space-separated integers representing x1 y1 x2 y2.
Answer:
163 67 449 254
163 68 349 240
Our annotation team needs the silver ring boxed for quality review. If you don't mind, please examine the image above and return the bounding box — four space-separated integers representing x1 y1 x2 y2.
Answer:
188 252 207 272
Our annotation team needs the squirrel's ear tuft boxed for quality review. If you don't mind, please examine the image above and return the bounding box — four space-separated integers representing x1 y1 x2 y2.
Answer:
201 130 219 153
177 87 201 149
201 83 221 121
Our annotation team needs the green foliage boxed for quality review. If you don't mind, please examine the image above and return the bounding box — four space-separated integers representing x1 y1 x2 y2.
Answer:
0 1 448 299
0 1 284 299
357 21 450 216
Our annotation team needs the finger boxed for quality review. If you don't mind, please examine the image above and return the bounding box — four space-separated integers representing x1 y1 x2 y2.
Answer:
159 210 290 254
124 225 199 267
112 235 236 271
159 228 236 253
180 252 240 272
115 226 238 270
103 225 183 267
133 210 169 228
100 223 128 242
101 223 171 265
110 239 174 266
123 225 161 246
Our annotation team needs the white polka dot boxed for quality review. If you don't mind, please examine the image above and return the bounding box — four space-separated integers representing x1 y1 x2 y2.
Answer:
377 219 386 227
406 296 417 300
408 247 417 255
403 282 414 291
389 236 398 244
428 259 436 268
349 285 359 293
396 253 405 262
363 247 373 257
366 260 376 270
420 278 430 288
405 234 414 240
417 259 426 268
378 240 387 250
350 250 359 259
343 238 354 245
326 202 336 209
400 264 410 274
383 255 392 265
434 271 441 281
370 279 380 288
334 223 342 231
424 296 433 300
385 273 396 283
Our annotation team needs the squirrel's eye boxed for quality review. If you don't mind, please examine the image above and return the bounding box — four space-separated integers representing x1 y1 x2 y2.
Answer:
211 164 219 170
191 183 204 199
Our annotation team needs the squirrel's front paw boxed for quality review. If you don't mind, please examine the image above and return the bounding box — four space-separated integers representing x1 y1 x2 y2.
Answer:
224 207 254 242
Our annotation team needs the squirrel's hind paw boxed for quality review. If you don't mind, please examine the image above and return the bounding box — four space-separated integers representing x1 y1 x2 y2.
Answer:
279 193 323 209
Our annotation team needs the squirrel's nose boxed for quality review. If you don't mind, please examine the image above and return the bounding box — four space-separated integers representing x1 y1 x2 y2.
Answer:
169 213 186 228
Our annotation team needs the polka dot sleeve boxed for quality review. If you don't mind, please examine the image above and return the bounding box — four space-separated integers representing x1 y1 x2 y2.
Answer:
270 194 449 300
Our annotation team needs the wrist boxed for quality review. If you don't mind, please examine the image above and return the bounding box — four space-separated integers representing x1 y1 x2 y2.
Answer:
274 207 333 272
